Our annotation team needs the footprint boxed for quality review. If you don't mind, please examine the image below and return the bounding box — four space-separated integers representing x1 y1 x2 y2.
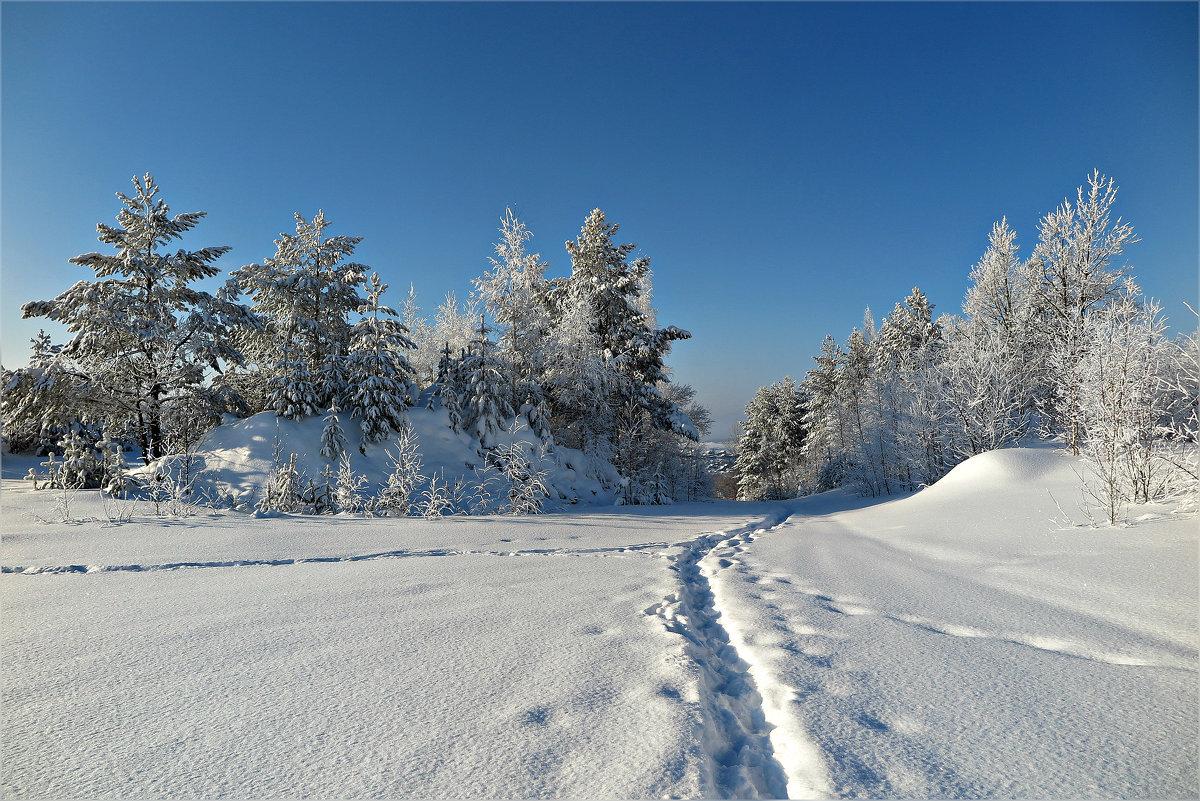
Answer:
522 706 552 726
857 712 890 732
658 685 683 701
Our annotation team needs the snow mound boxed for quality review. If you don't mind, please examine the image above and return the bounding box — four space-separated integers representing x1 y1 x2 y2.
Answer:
921 446 1070 496
144 408 619 510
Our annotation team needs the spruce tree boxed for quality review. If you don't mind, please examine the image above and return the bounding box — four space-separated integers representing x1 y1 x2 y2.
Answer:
461 316 515 449
21 174 254 462
232 210 369 412
552 209 693 439
346 273 417 449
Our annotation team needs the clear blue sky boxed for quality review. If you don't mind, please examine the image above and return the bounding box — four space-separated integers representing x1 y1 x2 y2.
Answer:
3 1 1196 438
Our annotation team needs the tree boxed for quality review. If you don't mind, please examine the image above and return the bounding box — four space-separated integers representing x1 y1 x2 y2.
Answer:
21 174 254 463
346 273 417 449
474 208 552 385
542 291 615 456
552 209 694 440
399 284 437 388
1077 291 1174 522
942 221 1040 458
378 421 425 516
2 331 84 454
1028 171 1139 453
321 403 348 461
460 316 515 449
232 210 369 413
736 377 806 501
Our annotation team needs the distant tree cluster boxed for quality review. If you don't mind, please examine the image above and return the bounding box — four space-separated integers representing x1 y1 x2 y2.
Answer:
736 171 1198 523
3 175 708 507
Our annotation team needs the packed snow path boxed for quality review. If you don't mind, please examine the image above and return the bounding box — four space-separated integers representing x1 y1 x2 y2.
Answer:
3 447 1197 798
643 512 795 799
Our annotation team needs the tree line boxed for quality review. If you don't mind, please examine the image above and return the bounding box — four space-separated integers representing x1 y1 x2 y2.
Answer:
3 175 712 506
735 171 1198 524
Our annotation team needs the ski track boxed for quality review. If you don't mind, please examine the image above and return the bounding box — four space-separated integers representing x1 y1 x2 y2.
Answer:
0 541 671 575
644 509 796 800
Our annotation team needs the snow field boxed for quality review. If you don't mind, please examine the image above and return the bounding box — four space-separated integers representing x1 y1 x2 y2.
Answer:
3 446 1195 798
3 552 704 798
1 466 790 799
700 447 1198 798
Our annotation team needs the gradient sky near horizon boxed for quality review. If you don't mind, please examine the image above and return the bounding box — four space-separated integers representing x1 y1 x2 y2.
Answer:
3 1 1196 438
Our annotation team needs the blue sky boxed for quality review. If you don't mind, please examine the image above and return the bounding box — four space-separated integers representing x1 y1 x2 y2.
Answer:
3 1 1196 438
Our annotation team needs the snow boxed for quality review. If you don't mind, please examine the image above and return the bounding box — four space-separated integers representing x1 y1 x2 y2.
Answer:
701 446 1198 798
2 446 1195 798
151 407 618 510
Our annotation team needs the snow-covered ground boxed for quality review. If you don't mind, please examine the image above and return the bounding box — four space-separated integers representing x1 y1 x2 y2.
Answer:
2 446 1195 798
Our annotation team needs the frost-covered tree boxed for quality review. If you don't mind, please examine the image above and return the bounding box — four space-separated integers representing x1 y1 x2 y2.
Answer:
346 273 417 449
551 209 694 440
493 427 550 514
474 208 553 384
872 288 948 489
321 403 348 461
839 324 893 497
736 377 806 501
232 210 369 413
2 331 87 454
332 452 370 514
266 356 321 420
1077 291 1178 522
460 317 515 449
942 221 1040 457
798 335 845 492
429 292 483 377
1028 171 1139 453
543 292 615 456
399 284 438 388
433 342 466 432
518 392 553 444
20 174 254 462
378 422 424 516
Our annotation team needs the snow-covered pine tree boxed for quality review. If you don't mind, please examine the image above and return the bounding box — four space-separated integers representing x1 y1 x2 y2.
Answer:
518 391 553 444
460 316 515 450
434 342 466 432
346 273 417 450
266 354 322 420
232 210 369 412
735 377 806 501
1 330 86 454
321 402 348 460
20 174 255 463
551 209 695 442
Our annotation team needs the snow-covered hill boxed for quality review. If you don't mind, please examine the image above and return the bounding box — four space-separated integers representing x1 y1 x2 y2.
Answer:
150 407 619 510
